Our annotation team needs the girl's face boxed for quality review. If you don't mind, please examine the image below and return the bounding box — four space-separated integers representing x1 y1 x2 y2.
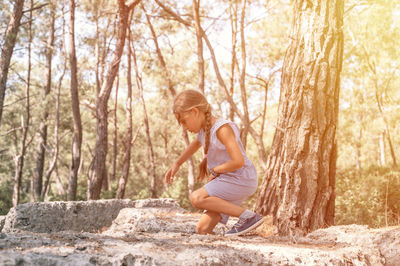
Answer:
176 108 204 133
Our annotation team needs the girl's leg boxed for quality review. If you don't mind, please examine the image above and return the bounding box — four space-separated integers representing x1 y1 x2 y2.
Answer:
190 187 245 217
197 211 221 235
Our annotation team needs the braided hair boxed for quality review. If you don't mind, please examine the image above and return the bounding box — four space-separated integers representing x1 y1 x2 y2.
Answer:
173 89 212 181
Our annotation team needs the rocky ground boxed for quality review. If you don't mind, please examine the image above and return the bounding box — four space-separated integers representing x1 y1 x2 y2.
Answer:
0 198 399 265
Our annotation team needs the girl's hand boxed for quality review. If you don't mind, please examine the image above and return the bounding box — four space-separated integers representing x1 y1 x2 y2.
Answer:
207 174 218 182
165 163 180 185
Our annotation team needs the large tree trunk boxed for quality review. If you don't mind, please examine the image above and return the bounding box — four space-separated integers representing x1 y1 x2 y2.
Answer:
0 0 25 127
255 1 344 236
13 0 32 206
33 2 56 201
88 0 141 200
67 0 82 201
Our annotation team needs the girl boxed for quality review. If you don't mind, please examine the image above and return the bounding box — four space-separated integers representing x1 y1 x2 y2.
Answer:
164 89 263 236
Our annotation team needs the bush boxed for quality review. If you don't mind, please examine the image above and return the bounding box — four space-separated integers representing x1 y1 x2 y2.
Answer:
0 179 13 215
335 165 400 227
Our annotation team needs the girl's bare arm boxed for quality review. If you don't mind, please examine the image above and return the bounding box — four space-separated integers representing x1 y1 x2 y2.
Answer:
213 124 245 174
165 138 202 184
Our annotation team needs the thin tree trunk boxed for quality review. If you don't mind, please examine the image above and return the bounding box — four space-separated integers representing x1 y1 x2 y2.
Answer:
88 0 141 200
380 130 386 166
13 0 32 206
375 91 397 168
131 40 157 198
67 0 82 201
110 74 119 185
143 6 195 194
0 0 25 127
55 165 66 196
355 125 362 172
33 2 56 201
116 15 138 199
42 6 67 199
95 3 101 96
229 0 238 121
363 46 398 169
238 0 249 150
192 0 205 93
255 1 344 236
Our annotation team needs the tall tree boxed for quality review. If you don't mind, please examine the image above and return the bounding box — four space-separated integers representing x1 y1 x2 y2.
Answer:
192 0 205 93
13 0 32 206
32 1 56 201
67 0 82 201
116 24 134 199
88 0 141 200
363 48 398 169
131 37 157 198
255 1 344 236
228 0 238 121
144 4 196 194
42 4 68 199
238 0 249 149
110 74 119 187
0 0 25 127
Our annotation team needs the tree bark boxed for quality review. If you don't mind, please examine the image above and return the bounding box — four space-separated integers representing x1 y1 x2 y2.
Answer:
13 0 32 206
0 0 25 127
67 0 82 201
88 0 141 200
255 0 344 236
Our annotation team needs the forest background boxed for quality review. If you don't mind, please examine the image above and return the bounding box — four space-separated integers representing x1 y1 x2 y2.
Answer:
0 0 399 229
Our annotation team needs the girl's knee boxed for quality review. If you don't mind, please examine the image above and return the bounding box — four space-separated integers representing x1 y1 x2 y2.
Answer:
190 191 203 209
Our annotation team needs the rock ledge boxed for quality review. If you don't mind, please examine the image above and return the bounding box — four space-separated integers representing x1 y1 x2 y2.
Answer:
0 198 398 265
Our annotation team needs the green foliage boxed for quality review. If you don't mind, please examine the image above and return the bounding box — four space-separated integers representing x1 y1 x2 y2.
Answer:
336 165 400 227
0 180 13 215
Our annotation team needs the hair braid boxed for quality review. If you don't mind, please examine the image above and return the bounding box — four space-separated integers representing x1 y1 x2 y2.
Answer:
197 105 212 180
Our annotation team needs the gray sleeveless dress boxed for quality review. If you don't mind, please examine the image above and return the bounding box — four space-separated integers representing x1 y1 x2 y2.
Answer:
197 118 258 224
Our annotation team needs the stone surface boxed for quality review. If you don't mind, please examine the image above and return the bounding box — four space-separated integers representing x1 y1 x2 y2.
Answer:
2 199 135 233
0 198 399 265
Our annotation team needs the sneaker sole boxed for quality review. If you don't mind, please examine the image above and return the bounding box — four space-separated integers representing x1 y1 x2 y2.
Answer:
225 218 264 237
